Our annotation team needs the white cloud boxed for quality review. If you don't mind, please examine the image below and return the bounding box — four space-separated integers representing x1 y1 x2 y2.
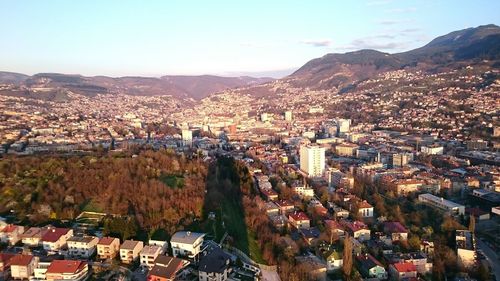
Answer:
301 40 332 47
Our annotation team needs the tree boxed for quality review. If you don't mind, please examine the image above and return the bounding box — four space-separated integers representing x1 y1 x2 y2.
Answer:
343 236 353 280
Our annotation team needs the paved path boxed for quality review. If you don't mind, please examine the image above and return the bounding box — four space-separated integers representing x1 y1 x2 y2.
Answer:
477 238 500 281
260 268 281 281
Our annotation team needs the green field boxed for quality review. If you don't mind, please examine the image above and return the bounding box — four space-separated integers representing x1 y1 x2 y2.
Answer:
159 174 185 189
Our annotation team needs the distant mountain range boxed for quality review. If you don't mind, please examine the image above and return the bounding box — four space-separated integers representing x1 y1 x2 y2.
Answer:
289 24 500 90
0 72 273 100
1 24 499 101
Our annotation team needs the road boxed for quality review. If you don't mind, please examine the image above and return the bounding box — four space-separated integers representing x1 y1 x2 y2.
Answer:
260 268 281 281
476 238 500 281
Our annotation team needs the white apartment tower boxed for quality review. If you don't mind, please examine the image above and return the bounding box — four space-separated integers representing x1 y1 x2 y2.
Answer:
181 129 192 146
284 111 293 121
300 144 326 177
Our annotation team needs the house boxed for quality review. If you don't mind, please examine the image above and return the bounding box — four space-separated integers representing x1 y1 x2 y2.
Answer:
0 253 15 272
356 254 387 280
332 206 350 219
393 179 424 195
67 236 99 258
41 228 73 252
149 239 168 253
317 243 343 271
45 260 89 281
264 201 280 216
0 225 25 245
275 199 295 214
97 237 120 260
261 188 279 201
288 211 310 229
21 227 49 246
140 245 162 269
292 184 315 199
324 220 345 239
383 222 408 242
389 262 417 280
456 230 475 268
148 256 188 281
120 240 144 264
198 247 231 281
342 220 371 242
10 254 37 280
300 227 320 245
170 231 205 259
357 201 374 218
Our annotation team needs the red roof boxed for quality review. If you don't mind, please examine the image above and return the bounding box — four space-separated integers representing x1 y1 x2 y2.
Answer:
275 199 294 208
342 220 368 232
393 262 417 272
42 228 70 243
325 220 343 230
358 201 373 209
384 222 408 233
261 188 278 197
9 255 33 266
0 253 16 266
289 211 310 222
46 260 87 274
98 237 118 245
1 225 18 233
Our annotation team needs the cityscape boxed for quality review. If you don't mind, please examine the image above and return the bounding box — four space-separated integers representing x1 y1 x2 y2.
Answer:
0 1 499 281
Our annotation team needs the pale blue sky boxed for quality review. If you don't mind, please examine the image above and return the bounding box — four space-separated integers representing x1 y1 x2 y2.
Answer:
0 0 499 77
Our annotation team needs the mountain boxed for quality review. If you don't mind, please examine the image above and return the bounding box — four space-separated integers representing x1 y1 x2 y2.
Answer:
289 24 500 90
0 72 273 100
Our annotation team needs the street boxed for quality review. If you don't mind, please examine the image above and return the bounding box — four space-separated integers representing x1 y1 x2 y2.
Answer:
476 238 500 281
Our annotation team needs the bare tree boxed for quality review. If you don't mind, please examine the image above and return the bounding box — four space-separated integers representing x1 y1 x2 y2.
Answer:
343 235 353 279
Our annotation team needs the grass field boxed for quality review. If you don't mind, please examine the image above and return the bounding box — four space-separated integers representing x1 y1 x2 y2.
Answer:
159 174 185 189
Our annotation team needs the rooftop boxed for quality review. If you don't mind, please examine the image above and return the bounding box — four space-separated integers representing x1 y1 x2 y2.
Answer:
46 260 86 274
170 231 205 245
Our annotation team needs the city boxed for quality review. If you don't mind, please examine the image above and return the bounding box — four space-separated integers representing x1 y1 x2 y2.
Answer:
0 1 499 281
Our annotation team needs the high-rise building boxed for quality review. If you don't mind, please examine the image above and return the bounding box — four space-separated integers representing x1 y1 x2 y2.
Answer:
284 111 293 121
260 113 269 122
300 144 325 177
181 129 192 146
336 119 351 135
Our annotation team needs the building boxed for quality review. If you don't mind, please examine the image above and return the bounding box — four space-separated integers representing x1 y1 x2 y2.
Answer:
260 113 268 122
120 240 144 264
10 254 37 280
41 228 73 252
140 245 163 269
292 182 315 199
198 247 231 281
421 144 444 155
335 143 358 157
326 168 354 189
45 260 88 281
356 254 387 280
358 201 374 218
393 179 425 195
456 230 476 268
284 111 293 121
418 193 465 215
383 222 408 242
67 236 99 258
170 231 205 259
0 253 15 272
288 211 311 229
392 153 412 168
342 221 370 242
0 225 25 246
21 227 49 247
389 262 417 280
148 256 188 281
467 139 488 151
275 200 295 214
97 237 120 260
300 144 326 177
336 119 351 135
181 129 193 146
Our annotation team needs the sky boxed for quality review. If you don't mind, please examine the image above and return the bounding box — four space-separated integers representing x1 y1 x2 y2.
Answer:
1 0 499 78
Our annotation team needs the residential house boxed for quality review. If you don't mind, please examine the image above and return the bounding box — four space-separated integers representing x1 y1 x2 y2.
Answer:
41 228 73 252
261 188 279 201
120 240 144 264
21 227 49 247
288 212 311 229
383 222 408 242
358 201 374 218
198 247 231 281
148 256 188 281
0 225 25 245
275 200 295 214
10 254 37 280
0 253 15 274
317 243 343 272
324 220 345 239
97 237 120 260
140 245 162 269
264 201 280 216
342 220 371 242
356 254 387 280
67 236 99 258
170 231 205 259
393 179 424 196
389 262 417 280
45 260 88 281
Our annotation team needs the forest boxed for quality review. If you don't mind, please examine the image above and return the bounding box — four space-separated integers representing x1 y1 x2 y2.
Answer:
0 150 207 234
